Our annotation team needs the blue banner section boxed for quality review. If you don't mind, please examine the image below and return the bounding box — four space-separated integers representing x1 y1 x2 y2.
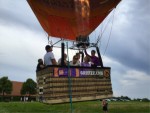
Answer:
53 67 106 77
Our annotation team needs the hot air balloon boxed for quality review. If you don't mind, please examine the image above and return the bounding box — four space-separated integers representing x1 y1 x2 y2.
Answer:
27 0 120 40
27 0 121 104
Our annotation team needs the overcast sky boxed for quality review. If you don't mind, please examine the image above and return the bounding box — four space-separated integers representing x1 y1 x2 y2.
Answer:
0 0 150 99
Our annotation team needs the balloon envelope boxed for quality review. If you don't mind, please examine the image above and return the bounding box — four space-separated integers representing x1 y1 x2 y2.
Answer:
27 0 121 40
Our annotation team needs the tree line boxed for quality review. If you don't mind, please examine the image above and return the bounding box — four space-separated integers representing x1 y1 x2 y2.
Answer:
0 76 36 101
1 76 149 102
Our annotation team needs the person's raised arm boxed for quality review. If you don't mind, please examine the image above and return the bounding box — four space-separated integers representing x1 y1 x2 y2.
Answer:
84 49 91 58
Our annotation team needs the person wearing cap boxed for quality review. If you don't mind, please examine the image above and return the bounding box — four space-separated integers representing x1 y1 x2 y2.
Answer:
44 45 57 66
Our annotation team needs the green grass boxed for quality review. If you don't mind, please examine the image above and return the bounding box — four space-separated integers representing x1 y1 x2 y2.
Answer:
0 101 149 113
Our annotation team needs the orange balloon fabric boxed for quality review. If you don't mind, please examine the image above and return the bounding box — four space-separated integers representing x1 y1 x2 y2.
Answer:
27 0 121 40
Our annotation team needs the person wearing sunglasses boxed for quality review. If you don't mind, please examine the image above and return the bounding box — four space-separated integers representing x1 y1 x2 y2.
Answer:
70 55 80 66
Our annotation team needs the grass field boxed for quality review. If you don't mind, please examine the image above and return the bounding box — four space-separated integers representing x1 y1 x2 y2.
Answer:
0 101 150 113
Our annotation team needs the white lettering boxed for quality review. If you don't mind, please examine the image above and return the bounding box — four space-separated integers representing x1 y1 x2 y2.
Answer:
80 70 103 76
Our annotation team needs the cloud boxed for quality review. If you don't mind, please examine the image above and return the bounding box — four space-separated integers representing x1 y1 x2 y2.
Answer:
0 22 46 81
0 0 43 32
119 70 150 99
93 0 150 74
103 56 150 99
0 21 77 82
113 70 150 99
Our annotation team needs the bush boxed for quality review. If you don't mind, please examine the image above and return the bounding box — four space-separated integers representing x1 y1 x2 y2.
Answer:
12 96 21 101
142 98 149 102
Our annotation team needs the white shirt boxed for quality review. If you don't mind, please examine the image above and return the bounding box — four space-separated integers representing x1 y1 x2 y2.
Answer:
70 61 80 66
44 52 55 66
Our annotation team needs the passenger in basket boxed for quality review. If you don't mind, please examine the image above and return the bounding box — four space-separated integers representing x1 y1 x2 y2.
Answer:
58 53 68 65
36 58 45 71
44 45 57 66
76 52 81 64
81 56 91 67
84 49 100 67
70 55 80 66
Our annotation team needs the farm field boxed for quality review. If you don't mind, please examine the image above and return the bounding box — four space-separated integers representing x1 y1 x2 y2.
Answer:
0 101 149 113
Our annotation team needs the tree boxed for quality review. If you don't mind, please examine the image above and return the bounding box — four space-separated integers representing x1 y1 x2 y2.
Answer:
21 78 37 100
142 98 149 102
0 76 12 101
120 96 131 100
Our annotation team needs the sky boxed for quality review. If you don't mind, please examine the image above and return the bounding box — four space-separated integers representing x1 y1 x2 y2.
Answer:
0 0 150 99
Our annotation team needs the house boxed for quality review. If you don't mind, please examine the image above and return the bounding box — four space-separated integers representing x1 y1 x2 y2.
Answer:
0 81 36 101
11 81 23 96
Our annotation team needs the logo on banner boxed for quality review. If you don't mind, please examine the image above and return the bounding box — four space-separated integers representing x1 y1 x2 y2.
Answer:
104 69 110 78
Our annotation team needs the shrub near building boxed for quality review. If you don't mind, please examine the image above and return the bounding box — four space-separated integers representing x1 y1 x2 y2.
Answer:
0 76 12 101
